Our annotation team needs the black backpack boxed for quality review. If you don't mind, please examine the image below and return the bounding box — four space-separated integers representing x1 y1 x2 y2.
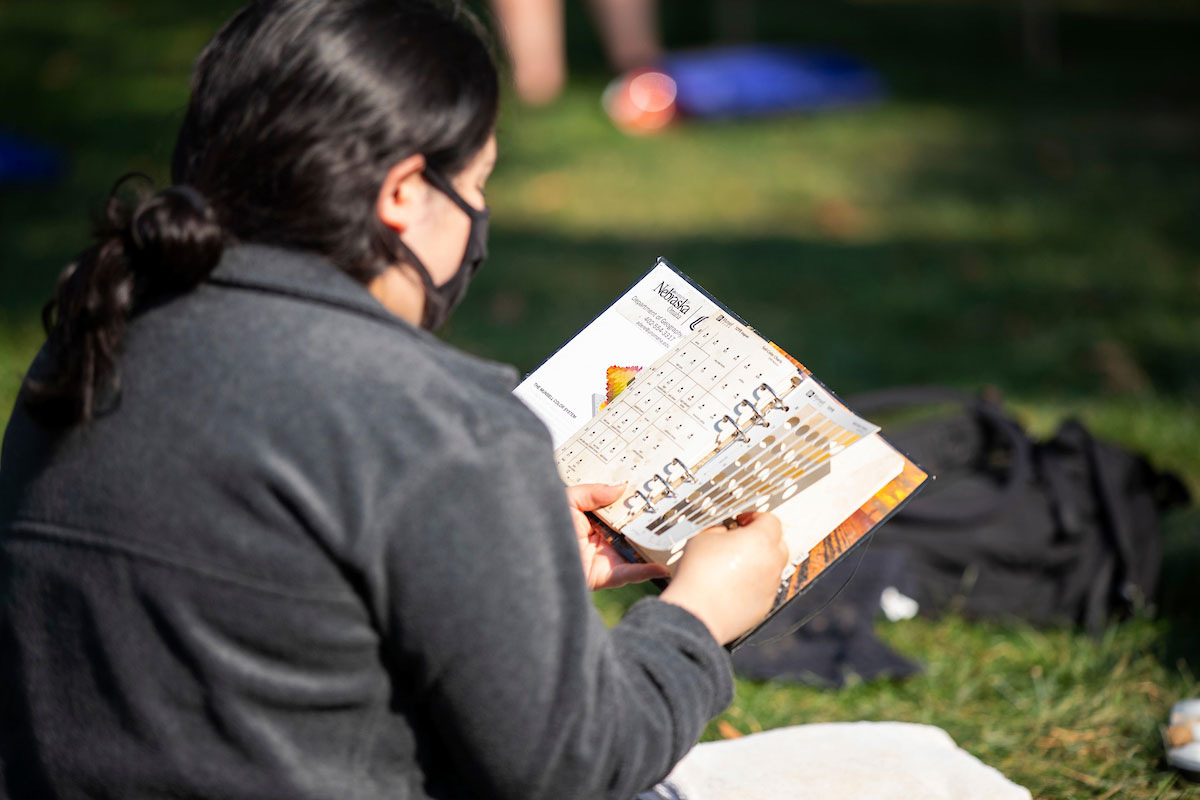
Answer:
851 387 1190 635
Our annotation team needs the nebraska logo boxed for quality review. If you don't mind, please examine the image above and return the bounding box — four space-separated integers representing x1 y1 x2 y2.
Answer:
655 281 691 316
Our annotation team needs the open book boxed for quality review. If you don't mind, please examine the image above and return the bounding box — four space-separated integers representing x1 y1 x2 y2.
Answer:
514 258 928 648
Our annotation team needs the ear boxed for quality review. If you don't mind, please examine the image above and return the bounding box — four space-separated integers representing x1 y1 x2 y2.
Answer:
376 153 428 233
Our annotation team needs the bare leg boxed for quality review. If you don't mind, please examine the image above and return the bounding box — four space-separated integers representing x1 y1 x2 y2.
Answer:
587 0 662 71
490 0 567 105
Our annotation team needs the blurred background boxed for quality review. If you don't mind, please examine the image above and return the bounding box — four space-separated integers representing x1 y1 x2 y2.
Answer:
1 0 1197 796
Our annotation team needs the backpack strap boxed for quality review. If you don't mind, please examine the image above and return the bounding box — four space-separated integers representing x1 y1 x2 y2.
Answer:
1035 440 1084 537
1062 421 1141 610
849 386 1033 526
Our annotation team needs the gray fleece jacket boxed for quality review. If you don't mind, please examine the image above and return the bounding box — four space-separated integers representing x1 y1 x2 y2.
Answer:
0 244 733 800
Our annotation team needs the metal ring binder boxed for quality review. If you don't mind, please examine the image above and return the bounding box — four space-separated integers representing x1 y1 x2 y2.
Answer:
760 382 789 412
670 457 697 483
644 378 805 532
721 414 751 442
614 370 810 525
738 399 766 426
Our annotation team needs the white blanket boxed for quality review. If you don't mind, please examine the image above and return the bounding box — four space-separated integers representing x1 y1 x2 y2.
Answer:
662 722 1031 800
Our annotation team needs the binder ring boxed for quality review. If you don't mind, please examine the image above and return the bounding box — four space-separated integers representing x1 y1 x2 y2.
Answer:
738 398 765 424
760 383 789 412
670 457 697 484
650 473 676 498
721 414 751 442
634 490 657 513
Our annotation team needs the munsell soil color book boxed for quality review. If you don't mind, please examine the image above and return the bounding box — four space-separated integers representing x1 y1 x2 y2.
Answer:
514 258 928 649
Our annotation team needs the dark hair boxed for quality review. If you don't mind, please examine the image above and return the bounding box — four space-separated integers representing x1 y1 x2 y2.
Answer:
26 0 500 426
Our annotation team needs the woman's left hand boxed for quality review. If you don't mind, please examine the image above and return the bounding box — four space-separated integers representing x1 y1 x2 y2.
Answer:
567 483 671 591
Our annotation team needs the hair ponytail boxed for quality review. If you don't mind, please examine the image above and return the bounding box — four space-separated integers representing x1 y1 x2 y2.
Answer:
24 176 224 427
25 0 499 427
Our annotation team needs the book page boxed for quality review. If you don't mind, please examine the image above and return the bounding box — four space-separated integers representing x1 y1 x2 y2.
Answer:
728 456 929 650
514 260 722 447
553 314 881 562
774 433 904 572
554 314 797 517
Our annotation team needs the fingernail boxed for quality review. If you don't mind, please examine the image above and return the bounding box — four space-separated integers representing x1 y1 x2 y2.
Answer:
608 482 627 489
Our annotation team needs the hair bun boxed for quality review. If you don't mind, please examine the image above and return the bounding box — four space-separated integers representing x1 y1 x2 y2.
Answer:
127 184 224 289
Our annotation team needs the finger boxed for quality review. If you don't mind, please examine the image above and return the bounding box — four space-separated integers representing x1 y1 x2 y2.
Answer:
566 482 626 512
604 562 672 590
569 505 594 539
694 523 732 539
737 510 782 538
735 511 758 527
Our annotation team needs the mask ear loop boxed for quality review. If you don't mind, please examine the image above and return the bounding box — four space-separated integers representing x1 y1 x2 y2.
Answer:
392 166 488 330
390 235 445 330
422 167 489 219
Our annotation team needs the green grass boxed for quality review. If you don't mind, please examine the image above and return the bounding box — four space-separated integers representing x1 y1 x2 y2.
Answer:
2 1 1199 797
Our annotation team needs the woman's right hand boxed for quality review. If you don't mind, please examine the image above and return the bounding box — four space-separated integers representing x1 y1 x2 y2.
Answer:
659 511 789 645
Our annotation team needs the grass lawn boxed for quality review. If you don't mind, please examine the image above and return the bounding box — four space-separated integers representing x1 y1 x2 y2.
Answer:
1 1 1198 797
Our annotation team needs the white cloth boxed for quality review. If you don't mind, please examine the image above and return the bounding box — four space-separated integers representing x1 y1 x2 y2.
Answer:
1168 699 1200 772
663 722 1031 800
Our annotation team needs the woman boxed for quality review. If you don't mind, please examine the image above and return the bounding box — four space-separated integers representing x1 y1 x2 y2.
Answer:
0 1 787 798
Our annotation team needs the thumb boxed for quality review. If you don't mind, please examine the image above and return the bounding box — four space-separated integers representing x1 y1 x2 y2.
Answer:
566 482 626 513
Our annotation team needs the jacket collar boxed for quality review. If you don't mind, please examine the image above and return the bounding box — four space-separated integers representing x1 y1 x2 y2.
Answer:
206 243 520 393
209 243 408 329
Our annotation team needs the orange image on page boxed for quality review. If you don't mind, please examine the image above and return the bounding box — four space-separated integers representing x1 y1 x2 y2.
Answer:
592 365 642 417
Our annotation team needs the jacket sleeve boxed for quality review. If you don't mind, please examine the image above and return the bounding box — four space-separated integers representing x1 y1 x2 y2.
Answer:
367 420 733 800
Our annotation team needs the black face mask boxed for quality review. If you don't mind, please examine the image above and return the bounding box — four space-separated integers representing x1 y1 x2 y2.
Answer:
399 166 490 331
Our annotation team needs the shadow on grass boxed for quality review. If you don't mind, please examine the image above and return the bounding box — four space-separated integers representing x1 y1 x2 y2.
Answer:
466 228 1200 677
452 229 1200 403
1159 508 1200 671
